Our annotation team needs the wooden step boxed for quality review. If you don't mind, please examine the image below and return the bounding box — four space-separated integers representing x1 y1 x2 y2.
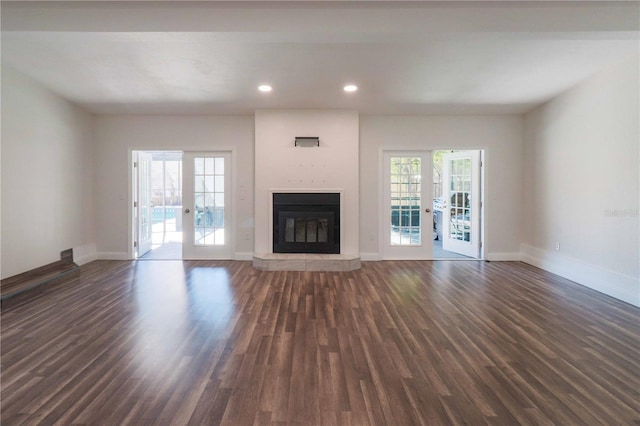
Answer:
1 249 80 305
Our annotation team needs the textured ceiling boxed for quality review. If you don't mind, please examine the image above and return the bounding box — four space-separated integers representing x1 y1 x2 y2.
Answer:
2 1 638 114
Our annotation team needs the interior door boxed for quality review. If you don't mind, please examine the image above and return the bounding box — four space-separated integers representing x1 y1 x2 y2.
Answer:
442 150 481 258
382 151 433 260
182 151 232 259
136 151 153 257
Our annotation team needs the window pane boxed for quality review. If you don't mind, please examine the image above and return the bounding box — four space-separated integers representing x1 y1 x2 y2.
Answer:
195 228 205 245
205 158 214 174
214 157 224 175
205 193 214 207
195 158 204 175
195 176 204 192
215 176 224 192
204 176 214 192
214 208 224 227
195 193 204 206
204 230 214 245
214 228 224 245
214 193 224 207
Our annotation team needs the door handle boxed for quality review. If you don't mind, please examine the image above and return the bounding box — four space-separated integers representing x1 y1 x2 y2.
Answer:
185 208 190 214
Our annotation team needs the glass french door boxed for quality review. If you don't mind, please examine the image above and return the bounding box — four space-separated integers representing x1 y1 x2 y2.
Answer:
182 152 232 259
382 151 433 260
442 150 481 258
136 151 153 257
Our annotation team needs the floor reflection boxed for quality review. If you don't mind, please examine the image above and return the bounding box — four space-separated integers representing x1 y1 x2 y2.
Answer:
132 261 189 373
133 260 188 323
186 267 235 328
130 261 236 375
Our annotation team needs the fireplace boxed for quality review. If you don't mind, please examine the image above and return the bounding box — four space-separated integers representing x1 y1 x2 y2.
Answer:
273 193 340 254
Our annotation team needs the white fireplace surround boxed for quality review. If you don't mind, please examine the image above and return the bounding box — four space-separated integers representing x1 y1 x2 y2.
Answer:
253 110 360 270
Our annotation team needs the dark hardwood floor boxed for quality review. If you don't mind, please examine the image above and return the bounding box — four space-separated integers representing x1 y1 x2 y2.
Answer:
1 260 639 425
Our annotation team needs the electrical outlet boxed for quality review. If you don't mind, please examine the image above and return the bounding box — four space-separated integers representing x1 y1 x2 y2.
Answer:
555 242 560 251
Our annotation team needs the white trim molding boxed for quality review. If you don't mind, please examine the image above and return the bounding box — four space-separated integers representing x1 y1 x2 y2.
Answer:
97 252 130 261
486 252 522 262
73 243 98 266
521 244 639 307
235 252 254 261
360 252 381 261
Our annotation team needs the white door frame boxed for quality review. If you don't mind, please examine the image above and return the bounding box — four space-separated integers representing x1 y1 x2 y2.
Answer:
127 147 237 260
135 151 153 257
379 149 433 260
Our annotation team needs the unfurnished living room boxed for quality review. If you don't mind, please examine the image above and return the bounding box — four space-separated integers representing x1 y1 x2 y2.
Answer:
1 1 639 425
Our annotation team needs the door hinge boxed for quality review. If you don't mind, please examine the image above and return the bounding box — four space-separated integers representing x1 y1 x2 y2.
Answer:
134 201 137 208
134 161 138 168
480 160 483 167
480 201 483 208
134 241 137 248
480 241 483 248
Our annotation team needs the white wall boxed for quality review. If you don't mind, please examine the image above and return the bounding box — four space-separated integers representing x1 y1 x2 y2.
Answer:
1 66 96 278
360 115 524 260
254 110 360 255
523 54 639 306
93 115 254 259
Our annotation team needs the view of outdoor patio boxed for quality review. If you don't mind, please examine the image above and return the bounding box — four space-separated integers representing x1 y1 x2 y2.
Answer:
142 152 183 259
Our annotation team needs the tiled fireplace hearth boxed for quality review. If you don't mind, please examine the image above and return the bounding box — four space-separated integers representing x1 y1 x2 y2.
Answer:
252 253 360 271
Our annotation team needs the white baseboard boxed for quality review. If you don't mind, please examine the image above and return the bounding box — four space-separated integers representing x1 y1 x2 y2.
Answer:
73 243 97 265
486 252 522 261
75 252 98 265
521 244 639 307
97 252 130 261
235 252 254 261
360 252 381 261
361 252 518 261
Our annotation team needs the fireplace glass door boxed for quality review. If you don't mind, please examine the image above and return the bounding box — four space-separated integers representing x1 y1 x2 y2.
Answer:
284 217 329 243
273 193 340 254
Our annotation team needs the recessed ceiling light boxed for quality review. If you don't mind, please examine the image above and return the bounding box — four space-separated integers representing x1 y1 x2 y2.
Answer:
343 84 358 93
258 85 272 93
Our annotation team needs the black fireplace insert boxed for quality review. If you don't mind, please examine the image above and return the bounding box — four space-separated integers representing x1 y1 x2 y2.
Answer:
273 193 340 254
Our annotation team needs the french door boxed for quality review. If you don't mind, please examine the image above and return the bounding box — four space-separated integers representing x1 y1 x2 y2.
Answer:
182 151 232 259
442 150 481 258
136 151 153 257
382 151 433 259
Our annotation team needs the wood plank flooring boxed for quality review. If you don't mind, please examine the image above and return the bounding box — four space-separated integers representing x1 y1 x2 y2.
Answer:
1 260 639 425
